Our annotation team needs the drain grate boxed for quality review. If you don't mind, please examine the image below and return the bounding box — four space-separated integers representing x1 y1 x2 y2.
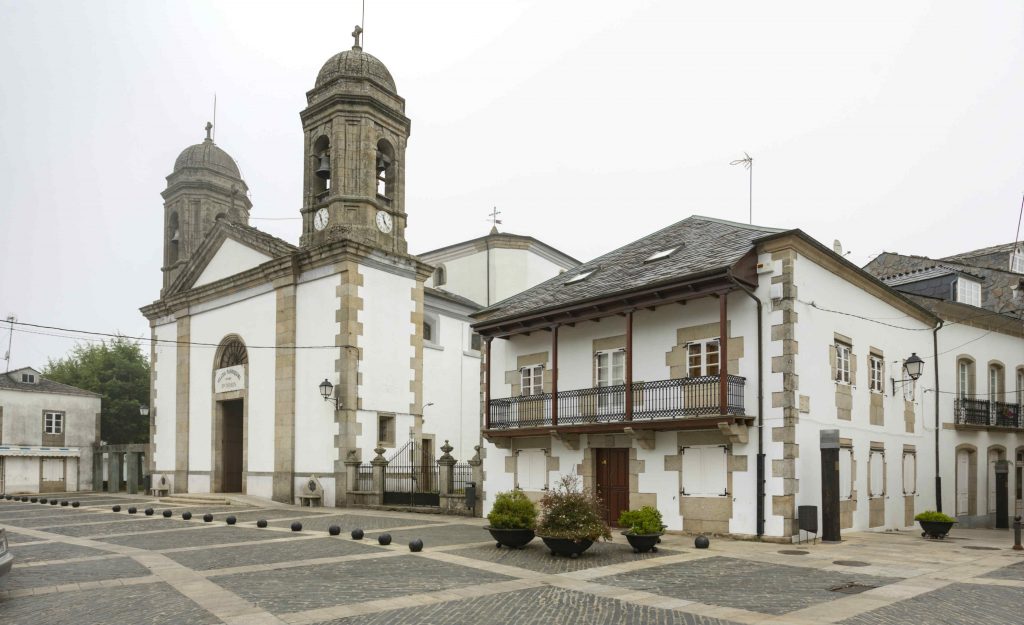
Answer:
778 550 810 555
829 582 877 594
833 560 871 567
962 546 1001 551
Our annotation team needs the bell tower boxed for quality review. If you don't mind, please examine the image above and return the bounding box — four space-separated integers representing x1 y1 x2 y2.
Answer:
161 123 251 294
299 27 411 254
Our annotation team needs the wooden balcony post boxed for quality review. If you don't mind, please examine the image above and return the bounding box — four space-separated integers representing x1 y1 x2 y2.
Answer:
719 292 729 415
551 325 559 427
625 310 633 421
484 337 492 430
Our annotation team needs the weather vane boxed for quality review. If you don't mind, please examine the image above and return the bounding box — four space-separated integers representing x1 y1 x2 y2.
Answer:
488 207 502 227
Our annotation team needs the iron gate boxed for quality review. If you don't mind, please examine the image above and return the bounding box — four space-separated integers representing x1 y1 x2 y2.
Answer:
383 440 439 506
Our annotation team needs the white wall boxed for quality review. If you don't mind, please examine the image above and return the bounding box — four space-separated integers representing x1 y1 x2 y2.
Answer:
3 457 38 493
421 310 482 461
152 320 178 473
426 245 570 308
194 239 272 287
294 273 342 476
358 265 415 414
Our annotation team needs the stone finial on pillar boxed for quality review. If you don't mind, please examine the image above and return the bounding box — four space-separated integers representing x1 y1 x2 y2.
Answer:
438 440 456 465
371 446 388 466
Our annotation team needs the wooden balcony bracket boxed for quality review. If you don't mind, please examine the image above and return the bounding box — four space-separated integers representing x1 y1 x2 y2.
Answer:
623 427 655 450
717 421 748 445
550 430 580 450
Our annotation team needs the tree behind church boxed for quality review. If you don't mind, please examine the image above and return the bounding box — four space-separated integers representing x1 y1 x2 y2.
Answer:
43 337 150 444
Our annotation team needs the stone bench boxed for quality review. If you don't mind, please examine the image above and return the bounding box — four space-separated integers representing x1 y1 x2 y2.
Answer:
298 494 321 507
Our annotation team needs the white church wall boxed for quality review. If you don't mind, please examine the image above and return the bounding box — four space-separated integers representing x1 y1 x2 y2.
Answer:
294 273 342 475
434 253 487 306
421 312 481 461
152 320 178 474
358 265 415 414
247 475 273 500
193 238 273 288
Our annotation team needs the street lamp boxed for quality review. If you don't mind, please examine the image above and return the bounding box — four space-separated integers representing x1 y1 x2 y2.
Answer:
891 353 925 396
139 405 149 417
319 379 341 409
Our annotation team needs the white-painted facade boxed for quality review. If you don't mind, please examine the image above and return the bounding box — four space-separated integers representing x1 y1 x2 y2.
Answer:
0 368 101 494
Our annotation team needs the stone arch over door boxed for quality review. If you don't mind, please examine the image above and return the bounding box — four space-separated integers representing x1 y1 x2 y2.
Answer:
211 335 249 493
955 444 977 517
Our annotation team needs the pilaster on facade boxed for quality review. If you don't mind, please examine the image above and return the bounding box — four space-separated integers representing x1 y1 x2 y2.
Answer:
768 247 799 537
333 261 364 503
273 274 298 504
174 312 191 493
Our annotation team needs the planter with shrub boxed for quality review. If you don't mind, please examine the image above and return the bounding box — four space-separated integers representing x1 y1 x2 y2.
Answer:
485 490 537 549
618 506 665 553
536 474 612 558
915 510 956 539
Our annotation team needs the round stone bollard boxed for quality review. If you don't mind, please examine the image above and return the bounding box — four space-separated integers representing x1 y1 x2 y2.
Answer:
162 509 172 518
71 501 80 508
290 522 303 532
378 533 392 546
182 511 193 520
256 519 268 528
144 508 154 516
351 529 364 540
226 516 237 525
39 498 48 504
60 500 69 506
695 535 710 549
203 513 214 523
409 539 424 552
112 505 122 512
50 500 58 505
328 525 341 536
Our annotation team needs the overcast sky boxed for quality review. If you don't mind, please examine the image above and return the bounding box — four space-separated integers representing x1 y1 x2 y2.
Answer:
1 0 1022 369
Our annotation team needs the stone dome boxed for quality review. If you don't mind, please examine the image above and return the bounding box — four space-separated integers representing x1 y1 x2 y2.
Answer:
173 138 242 179
315 47 396 93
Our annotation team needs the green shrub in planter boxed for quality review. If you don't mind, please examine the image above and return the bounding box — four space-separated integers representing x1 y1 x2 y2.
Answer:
536 474 612 542
914 511 956 523
487 490 537 530
618 506 664 535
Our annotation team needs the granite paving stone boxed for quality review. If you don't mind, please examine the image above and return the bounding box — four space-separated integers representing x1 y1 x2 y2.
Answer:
209 508 326 521
167 535 387 571
45 518 196 537
0 582 220 625
1 556 151 590
361 523 495 547
4 531 48 545
97 525 272 550
8 540 111 564
838 582 1024 624
269 513 441 532
598 556 901 615
313 586 743 625
211 554 512 614
449 538 675 573
979 559 1024 581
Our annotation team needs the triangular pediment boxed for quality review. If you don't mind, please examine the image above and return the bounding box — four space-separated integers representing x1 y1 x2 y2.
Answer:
166 221 297 296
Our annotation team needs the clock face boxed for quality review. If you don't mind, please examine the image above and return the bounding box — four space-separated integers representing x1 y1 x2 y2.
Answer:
313 208 329 231
375 210 393 233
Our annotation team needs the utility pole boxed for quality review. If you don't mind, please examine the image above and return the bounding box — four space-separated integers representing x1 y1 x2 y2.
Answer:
3 315 14 372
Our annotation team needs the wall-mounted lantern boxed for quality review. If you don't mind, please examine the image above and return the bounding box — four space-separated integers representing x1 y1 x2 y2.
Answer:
891 353 925 397
319 379 342 409
139 406 150 417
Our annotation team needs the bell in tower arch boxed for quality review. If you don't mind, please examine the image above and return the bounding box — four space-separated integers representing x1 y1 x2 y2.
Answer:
315 154 331 179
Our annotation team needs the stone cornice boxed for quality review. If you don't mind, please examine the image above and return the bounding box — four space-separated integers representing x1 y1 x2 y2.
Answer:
300 92 411 135
416 232 579 269
141 237 433 321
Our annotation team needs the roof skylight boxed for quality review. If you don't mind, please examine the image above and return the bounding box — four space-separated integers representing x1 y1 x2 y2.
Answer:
645 247 678 263
565 270 595 285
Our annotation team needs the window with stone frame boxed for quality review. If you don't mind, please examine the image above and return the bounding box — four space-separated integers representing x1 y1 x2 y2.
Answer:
423 320 433 343
957 358 976 398
377 413 396 447
902 451 916 495
515 448 548 491
835 342 852 384
44 411 64 435
520 365 544 396
868 447 885 498
686 339 720 377
595 349 626 413
469 332 482 352
869 354 884 393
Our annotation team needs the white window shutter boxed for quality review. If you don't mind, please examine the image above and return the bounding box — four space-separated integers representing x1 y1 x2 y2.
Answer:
518 449 547 490
681 448 702 495
703 447 728 496
839 449 853 500
902 453 916 495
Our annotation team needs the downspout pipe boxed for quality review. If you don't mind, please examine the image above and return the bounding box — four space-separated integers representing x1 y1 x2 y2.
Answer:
933 319 944 513
727 271 765 537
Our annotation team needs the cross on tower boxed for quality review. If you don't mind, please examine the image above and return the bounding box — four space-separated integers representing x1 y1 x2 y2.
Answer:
488 207 502 227
205 121 213 141
352 25 363 49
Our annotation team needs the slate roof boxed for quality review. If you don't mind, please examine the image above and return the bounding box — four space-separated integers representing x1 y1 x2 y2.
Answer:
424 287 483 310
0 371 100 398
941 241 1019 264
218 221 298 258
878 263 983 286
474 216 784 322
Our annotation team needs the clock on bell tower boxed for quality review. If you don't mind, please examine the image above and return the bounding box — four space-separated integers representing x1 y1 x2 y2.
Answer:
299 27 411 255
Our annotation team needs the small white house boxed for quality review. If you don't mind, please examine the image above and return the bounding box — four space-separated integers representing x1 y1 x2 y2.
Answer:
0 367 100 494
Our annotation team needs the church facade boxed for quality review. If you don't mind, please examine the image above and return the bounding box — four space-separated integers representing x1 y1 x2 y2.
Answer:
141 37 576 506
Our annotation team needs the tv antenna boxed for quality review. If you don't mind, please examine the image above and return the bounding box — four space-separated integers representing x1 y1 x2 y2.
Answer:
730 152 753 224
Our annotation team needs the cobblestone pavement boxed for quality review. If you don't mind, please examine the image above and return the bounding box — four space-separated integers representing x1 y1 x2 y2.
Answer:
0 493 1022 625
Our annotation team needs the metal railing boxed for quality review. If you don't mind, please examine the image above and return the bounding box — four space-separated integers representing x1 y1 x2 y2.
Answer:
355 464 374 491
954 398 1023 429
451 462 473 494
489 375 745 430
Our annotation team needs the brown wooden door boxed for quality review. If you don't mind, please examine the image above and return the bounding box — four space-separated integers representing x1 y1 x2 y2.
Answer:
222 400 243 492
596 448 629 527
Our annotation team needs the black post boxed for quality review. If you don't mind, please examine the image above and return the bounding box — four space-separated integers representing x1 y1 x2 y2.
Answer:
995 460 1009 529
821 429 841 543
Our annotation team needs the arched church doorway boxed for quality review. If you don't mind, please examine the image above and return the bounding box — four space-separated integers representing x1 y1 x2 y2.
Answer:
213 336 248 493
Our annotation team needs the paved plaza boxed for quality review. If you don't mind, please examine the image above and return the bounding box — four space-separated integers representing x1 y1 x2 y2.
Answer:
0 494 1022 625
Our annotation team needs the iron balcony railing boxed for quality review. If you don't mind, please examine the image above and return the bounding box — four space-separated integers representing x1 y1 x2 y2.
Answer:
489 375 745 430
954 398 1023 429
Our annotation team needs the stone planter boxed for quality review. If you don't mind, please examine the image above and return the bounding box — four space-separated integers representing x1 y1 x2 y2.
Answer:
621 531 663 554
540 536 594 558
919 520 955 539
486 526 535 549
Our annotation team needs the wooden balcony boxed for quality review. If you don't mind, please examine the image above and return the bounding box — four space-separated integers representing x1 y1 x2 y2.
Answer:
485 375 747 438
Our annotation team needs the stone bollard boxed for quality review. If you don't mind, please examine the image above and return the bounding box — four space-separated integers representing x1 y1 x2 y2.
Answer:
1013 516 1022 551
